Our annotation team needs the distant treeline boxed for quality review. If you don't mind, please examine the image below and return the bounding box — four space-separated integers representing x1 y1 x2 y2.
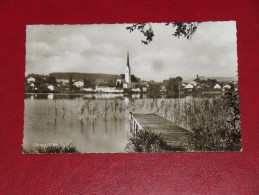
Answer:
49 72 118 81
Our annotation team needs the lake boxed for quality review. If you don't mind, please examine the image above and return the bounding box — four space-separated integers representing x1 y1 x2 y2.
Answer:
23 93 197 153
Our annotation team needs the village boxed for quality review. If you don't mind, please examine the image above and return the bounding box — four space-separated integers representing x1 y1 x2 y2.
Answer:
25 52 238 95
25 74 238 95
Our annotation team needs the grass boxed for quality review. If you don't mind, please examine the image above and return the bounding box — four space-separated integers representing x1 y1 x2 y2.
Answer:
23 144 79 154
45 92 241 152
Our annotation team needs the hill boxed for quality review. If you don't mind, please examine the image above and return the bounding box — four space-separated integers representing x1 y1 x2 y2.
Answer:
184 76 238 82
49 72 119 81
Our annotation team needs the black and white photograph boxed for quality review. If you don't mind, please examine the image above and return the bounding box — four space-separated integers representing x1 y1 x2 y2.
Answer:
23 21 241 153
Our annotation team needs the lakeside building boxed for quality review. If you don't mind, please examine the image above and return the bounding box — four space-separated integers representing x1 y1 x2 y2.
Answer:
27 77 35 83
74 81 84 88
116 51 139 89
214 83 222 89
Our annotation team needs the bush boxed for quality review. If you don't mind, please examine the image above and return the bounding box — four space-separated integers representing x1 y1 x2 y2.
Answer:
23 144 79 154
125 129 174 152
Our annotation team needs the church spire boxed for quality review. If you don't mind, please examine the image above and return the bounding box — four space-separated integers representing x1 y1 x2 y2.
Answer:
127 50 129 66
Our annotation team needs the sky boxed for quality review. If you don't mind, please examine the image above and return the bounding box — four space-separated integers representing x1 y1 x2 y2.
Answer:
26 21 238 81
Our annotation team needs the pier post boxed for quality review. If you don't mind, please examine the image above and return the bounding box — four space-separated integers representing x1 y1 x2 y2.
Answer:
129 112 133 133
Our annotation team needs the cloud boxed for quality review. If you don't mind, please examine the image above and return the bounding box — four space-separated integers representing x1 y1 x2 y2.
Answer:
57 34 92 53
26 22 238 81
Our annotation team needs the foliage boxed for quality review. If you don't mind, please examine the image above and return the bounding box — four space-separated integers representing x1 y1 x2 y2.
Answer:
83 78 95 88
46 76 57 85
147 83 161 94
164 76 183 93
50 72 118 81
42 93 241 152
126 22 200 45
126 23 154 45
26 73 47 79
69 75 73 91
125 129 173 152
165 22 200 39
23 144 79 154
181 92 241 151
206 79 218 88
38 83 50 92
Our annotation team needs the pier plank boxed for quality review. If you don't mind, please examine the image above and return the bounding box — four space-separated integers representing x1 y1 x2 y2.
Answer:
131 113 189 149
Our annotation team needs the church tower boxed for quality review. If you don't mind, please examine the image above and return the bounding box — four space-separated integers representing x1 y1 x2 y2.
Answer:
124 51 131 88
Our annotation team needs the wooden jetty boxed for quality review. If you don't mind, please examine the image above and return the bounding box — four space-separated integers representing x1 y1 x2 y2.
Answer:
129 113 189 150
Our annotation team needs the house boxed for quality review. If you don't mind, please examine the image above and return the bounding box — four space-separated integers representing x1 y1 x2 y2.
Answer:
83 88 94 92
116 51 139 89
223 85 231 89
95 86 123 93
132 88 141 92
74 81 84 88
185 84 194 89
27 77 35 83
189 81 197 86
214 84 221 89
185 84 194 92
47 85 54 91
56 79 69 84
143 87 148 92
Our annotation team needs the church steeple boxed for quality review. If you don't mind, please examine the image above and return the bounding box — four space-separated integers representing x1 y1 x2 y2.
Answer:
125 50 131 88
127 50 130 67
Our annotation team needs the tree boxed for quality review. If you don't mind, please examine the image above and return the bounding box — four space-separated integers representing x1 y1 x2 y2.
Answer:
83 78 94 88
34 77 45 88
46 76 57 85
166 77 183 93
126 22 200 45
206 79 218 88
69 75 73 92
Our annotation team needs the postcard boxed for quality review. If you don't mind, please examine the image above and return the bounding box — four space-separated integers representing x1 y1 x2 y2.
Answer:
23 22 241 153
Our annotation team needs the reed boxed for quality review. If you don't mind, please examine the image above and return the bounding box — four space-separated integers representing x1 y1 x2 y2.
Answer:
44 94 240 152
22 144 79 154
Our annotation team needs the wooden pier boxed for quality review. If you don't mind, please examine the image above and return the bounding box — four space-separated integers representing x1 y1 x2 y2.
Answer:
129 113 189 149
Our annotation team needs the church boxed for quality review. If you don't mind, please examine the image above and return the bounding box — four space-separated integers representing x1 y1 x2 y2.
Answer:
116 51 139 89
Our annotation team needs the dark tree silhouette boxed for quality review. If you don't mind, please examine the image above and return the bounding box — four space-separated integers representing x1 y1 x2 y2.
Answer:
165 77 183 93
46 76 57 85
69 75 73 92
126 22 200 45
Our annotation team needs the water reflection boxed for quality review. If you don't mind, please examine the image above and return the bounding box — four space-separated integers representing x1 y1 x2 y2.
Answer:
48 93 53 99
23 98 131 153
23 93 219 153
124 97 129 106
83 93 124 99
25 93 144 100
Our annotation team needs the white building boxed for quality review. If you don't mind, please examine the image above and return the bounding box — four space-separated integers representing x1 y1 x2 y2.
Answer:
83 88 94 92
47 85 54 91
189 81 197 86
214 84 221 89
185 84 194 89
132 88 141 92
223 85 231 89
74 81 84 88
27 77 35 82
56 79 69 84
95 86 123 93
